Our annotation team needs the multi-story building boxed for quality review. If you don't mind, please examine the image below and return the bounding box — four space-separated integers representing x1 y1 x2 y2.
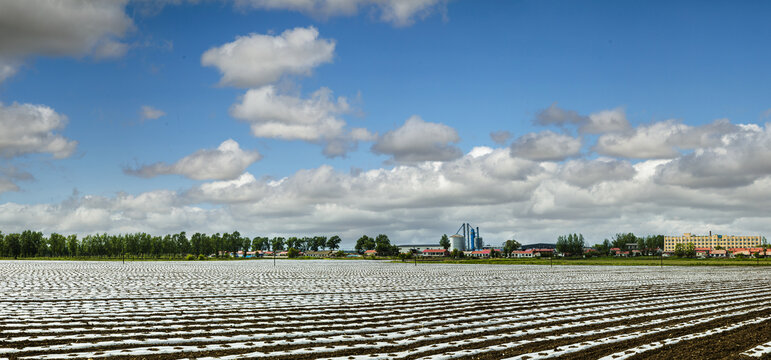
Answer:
664 233 763 252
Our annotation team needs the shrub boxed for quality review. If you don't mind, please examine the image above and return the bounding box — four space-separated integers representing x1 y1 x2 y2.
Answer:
185 254 196 261
198 254 206 260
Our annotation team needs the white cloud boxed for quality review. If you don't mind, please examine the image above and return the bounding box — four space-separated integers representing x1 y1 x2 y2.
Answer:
124 139 262 181
581 107 631 134
509 131 581 161
230 85 370 157
0 0 133 81
140 106 166 121
4 138 771 246
594 120 684 159
371 115 462 163
0 102 78 159
594 119 737 159
489 130 512 145
534 102 585 126
559 159 636 188
5 107 771 248
233 0 446 27
0 166 34 194
0 59 19 83
201 27 335 88
654 124 771 188
230 86 348 141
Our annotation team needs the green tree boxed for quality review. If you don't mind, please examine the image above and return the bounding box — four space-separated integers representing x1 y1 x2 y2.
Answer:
557 233 585 257
271 237 285 251
594 239 611 256
287 247 300 258
375 234 395 256
4 233 21 258
439 234 450 250
326 235 342 250
66 235 78 257
684 242 696 258
48 233 67 256
20 230 43 257
503 239 521 257
611 233 637 250
355 235 375 254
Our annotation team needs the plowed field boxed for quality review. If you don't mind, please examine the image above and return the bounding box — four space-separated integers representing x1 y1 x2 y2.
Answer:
1 260 769 359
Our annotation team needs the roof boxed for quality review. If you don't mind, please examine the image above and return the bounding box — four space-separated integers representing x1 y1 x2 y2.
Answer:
610 247 621 251
396 244 441 248
364 249 377 254
422 249 448 253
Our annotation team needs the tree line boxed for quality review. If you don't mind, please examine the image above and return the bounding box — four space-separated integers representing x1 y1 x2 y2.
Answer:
0 230 344 259
353 234 400 256
593 233 665 256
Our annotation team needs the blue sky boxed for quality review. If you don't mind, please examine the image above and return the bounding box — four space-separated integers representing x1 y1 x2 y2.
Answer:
1 0 770 246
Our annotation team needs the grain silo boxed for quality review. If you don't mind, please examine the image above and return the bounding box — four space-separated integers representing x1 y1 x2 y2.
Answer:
450 234 466 251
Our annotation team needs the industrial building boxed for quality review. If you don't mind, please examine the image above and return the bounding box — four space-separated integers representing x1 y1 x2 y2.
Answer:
520 243 556 250
396 244 442 254
450 223 484 252
664 232 764 251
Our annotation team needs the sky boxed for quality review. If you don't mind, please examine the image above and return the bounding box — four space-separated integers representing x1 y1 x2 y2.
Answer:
1 0 771 247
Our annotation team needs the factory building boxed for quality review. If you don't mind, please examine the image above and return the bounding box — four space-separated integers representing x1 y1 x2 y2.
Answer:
664 233 763 252
396 244 443 254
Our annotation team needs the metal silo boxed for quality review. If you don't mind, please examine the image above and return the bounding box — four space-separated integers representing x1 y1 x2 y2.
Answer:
450 234 466 251
475 237 484 250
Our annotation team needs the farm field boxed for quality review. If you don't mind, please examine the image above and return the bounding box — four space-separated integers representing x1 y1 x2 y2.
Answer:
1 261 770 360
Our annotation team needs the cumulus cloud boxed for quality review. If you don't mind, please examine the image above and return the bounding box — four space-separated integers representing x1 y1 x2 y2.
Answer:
5 103 771 247
201 27 335 88
533 104 631 136
0 166 34 194
0 0 133 81
0 102 78 159
559 159 636 188
509 131 581 161
535 102 585 126
4 138 771 246
233 0 447 27
581 107 631 134
654 124 771 188
140 106 166 121
229 85 370 157
594 119 736 159
231 86 348 141
124 139 262 181
371 116 462 163
490 130 512 145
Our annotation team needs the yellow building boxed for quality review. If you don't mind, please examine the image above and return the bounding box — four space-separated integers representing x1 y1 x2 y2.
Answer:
664 233 763 252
